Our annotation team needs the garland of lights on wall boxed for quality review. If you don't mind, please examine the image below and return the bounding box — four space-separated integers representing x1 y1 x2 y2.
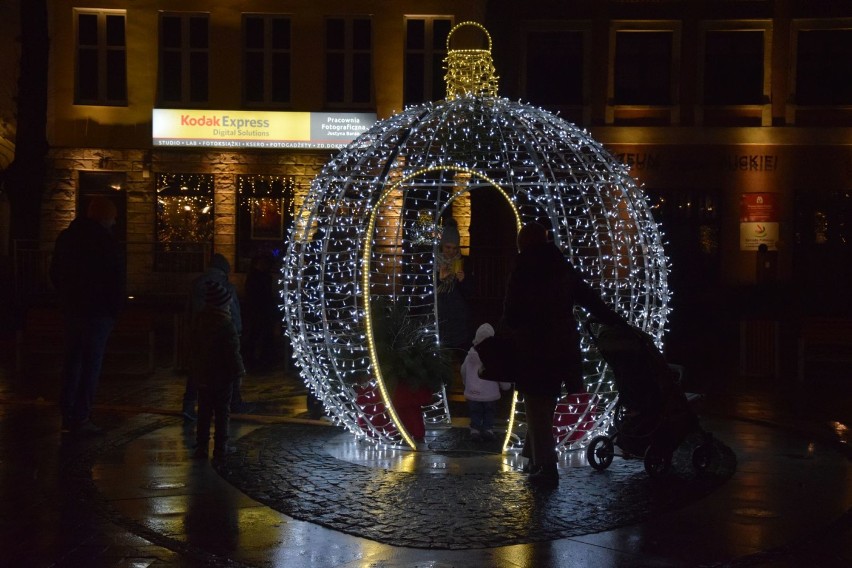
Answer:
156 173 215 248
282 22 670 451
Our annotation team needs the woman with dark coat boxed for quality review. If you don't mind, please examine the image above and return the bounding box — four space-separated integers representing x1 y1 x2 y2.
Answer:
502 223 624 486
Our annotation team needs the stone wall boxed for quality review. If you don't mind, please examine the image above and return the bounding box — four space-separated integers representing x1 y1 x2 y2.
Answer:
42 147 332 296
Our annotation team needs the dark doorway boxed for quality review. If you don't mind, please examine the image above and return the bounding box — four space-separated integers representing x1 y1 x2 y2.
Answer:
78 171 127 242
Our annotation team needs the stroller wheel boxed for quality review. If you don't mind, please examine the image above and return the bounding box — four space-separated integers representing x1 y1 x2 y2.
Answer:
587 436 615 470
692 443 714 472
644 444 672 477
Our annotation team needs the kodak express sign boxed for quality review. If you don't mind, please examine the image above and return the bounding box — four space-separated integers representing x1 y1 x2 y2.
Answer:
152 109 377 149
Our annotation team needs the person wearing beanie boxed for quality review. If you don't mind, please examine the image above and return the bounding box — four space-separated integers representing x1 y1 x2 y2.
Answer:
188 280 246 463
502 222 625 487
181 253 244 420
436 217 472 362
461 323 511 442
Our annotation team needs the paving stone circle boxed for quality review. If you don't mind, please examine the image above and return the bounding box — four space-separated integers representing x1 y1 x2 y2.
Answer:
218 424 736 550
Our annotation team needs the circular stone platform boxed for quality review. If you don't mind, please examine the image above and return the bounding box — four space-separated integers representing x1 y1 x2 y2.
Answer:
217 425 735 550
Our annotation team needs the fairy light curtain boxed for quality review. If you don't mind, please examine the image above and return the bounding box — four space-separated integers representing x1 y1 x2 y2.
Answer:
155 173 214 271
282 22 670 451
236 175 295 271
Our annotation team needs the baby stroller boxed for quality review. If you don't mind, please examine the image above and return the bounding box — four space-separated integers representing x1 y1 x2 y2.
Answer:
584 319 715 477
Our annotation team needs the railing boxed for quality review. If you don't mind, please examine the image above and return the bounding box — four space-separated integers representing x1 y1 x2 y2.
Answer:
12 239 213 304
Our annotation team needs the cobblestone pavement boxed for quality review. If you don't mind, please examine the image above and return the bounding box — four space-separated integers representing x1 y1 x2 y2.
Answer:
219 425 736 550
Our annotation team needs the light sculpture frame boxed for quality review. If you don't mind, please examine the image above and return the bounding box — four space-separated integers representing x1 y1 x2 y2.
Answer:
282 22 670 452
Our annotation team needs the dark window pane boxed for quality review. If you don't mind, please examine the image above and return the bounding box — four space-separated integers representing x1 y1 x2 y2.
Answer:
189 52 208 101
353 19 371 50
614 31 672 105
245 17 264 49
353 52 371 102
77 50 99 100
272 18 290 49
407 19 425 50
326 53 344 102
526 31 583 105
404 53 425 105
431 54 445 101
162 16 181 48
106 50 127 100
797 30 852 105
704 31 764 105
106 15 125 47
78 14 98 46
189 16 208 49
272 53 290 101
326 19 344 50
433 19 452 50
245 52 264 101
162 54 182 101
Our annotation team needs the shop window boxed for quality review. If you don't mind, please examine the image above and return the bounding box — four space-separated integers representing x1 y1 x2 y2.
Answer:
236 175 295 272
524 30 584 107
78 171 126 243
155 174 214 272
325 16 373 106
796 29 852 105
704 30 764 105
404 17 452 106
244 14 291 106
645 187 720 280
159 13 209 105
614 31 673 105
75 9 127 105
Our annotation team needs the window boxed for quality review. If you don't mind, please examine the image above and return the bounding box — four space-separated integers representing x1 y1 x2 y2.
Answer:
614 31 673 105
524 30 585 107
404 17 452 106
325 16 372 106
704 31 764 105
155 174 214 272
244 15 291 106
75 9 126 105
236 175 295 271
159 13 209 105
796 29 852 105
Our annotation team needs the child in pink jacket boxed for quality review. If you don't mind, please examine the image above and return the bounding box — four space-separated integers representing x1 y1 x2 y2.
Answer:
462 323 511 441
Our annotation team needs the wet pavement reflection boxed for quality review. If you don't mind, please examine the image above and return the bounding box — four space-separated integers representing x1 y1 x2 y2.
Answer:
0 362 850 567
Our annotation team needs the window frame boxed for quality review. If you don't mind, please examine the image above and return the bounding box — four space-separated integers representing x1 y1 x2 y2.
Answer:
403 15 454 106
324 15 374 108
158 11 211 107
519 20 592 125
697 20 772 126
787 18 852 124
242 13 292 107
607 20 681 125
74 8 127 106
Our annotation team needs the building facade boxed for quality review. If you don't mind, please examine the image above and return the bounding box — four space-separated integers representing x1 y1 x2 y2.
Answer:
4 0 851 319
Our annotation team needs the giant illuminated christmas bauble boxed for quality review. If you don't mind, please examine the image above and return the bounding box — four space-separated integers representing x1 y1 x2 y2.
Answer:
282 23 669 451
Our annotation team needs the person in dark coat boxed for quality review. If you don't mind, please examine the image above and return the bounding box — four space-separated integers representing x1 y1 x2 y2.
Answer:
189 280 246 462
242 254 279 372
181 253 243 419
502 222 624 486
436 218 472 354
49 196 125 434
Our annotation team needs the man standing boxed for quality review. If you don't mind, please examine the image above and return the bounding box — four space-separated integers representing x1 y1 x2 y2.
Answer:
50 196 125 434
502 223 623 486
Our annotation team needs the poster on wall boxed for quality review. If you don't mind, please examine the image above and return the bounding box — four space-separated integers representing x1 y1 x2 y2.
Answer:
739 192 779 250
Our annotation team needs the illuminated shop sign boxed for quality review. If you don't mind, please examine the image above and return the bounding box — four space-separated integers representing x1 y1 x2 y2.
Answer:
152 109 377 149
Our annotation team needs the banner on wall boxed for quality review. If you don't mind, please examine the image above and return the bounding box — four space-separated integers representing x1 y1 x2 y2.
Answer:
739 192 779 250
152 109 377 149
